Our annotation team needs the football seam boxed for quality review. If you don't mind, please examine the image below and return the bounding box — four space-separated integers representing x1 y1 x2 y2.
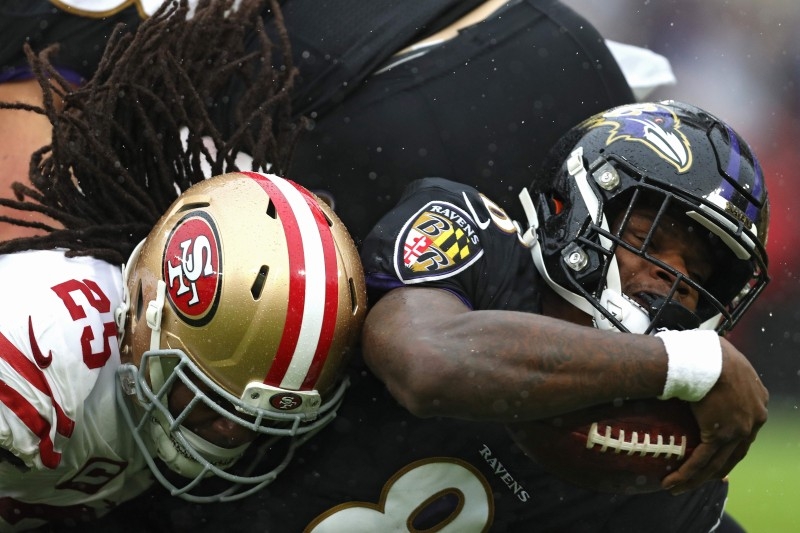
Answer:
586 423 687 459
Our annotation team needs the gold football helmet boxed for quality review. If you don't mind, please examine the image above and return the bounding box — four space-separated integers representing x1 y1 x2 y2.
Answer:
114 171 366 502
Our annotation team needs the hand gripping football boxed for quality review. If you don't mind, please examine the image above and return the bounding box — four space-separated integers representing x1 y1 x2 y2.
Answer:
507 398 700 494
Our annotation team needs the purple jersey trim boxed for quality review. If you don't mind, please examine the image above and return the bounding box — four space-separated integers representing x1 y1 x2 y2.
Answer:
365 272 475 310
0 65 84 86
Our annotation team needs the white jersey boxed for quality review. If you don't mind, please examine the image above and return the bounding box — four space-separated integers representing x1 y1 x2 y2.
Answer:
0 251 152 531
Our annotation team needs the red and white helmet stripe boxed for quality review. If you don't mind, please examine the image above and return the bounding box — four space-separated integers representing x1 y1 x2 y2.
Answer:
244 172 339 391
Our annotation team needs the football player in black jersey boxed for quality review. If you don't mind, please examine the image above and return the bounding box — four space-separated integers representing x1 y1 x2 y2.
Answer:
357 100 768 532
1 0 640 244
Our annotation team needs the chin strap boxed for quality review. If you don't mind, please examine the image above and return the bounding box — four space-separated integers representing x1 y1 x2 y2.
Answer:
150 409 248 479
595 290 652 333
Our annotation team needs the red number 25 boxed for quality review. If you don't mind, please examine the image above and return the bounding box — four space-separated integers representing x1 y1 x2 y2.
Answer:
51 279 117 369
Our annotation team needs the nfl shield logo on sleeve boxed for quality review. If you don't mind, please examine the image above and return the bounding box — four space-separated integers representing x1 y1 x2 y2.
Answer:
393 201 483 284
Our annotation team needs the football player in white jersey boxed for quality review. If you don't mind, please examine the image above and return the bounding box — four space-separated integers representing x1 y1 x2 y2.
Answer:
0 2 365 530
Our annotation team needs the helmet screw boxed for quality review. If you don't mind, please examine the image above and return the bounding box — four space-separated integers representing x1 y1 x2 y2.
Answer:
564 247 589 271
250 392 260 400
593 164 620 190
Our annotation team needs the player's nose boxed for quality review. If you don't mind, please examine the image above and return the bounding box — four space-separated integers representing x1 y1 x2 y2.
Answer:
648 250 698 307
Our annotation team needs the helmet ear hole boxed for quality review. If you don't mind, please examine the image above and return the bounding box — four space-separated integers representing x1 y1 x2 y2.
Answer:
266 200 277 219
550 195 565 215
250 265 269 300
348 277 359 314
134 279 144 322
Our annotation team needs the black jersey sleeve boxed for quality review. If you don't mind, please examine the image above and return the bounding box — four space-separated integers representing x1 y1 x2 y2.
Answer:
361 177 540 312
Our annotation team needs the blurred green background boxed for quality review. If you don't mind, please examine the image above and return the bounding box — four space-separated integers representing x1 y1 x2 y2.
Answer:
727 398 800 532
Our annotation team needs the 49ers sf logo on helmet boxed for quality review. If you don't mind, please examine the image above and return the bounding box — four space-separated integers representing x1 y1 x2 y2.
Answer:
163 212 222 326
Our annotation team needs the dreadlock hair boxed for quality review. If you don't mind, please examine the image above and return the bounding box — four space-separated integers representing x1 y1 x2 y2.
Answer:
0 0 304 264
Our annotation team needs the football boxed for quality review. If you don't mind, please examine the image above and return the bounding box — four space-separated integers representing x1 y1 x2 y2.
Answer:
507 398 700 494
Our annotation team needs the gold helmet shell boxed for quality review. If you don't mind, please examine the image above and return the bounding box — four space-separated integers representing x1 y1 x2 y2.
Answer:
123 171 365 403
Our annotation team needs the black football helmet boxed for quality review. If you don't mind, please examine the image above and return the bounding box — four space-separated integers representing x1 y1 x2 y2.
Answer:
519 101 769 334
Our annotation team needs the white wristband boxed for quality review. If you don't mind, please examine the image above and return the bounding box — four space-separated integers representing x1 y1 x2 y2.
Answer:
655 330 723 402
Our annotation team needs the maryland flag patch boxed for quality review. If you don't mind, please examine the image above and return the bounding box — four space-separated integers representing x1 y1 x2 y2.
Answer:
394 201 484 283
